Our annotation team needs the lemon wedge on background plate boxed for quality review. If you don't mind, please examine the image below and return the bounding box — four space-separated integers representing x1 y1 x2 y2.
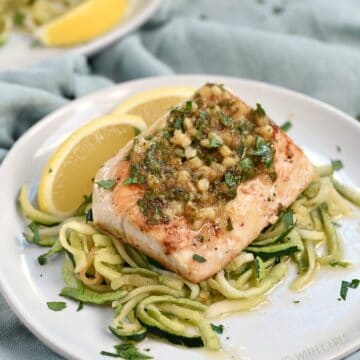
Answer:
113 86 194 125
36 0 129 47
38 114 146 217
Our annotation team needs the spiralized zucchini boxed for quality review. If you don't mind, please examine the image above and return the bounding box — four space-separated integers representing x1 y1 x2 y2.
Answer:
18 167 359 350
0 0 84 45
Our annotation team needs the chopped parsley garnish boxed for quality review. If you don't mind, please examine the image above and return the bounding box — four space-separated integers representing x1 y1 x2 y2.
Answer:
123 176 139 185
76 194 93 216
238 157 253 172
124 84 277 228
237 120 255 134
125 163 147 183
331 159 344 171
193 254 206 263
211 323 224 334
330 261 350 268
174 148 185 157
86 208 93 223
219 112 232 127
138 191 168 225
280 121 292 132
101 344 152 359
173 117 184 129
27 221 40 244
48 168 53 173
282 209 294 228
209 136 222 148
47 301 66 312
37 240 63 266
224 172 237 187
340 279 359 300
293 300 300 304
13 12 25 26
254 136 274 168
96 180 116 189
254 103 266 117
37 255 47 266
226 217 233 231
134 128 141 136
199 110 208 120
100 351 120 358
76 301 84 312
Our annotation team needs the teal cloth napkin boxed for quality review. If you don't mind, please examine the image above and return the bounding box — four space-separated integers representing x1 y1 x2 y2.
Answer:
0 1 359 359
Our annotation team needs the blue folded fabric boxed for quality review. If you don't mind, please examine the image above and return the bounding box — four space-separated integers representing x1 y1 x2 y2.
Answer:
1 1 359 359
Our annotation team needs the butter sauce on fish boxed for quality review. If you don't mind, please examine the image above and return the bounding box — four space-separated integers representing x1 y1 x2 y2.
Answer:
93 84 314 283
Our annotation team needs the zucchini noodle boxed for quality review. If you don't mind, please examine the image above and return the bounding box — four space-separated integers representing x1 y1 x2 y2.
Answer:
18 167 359 350
211 263 287 299
0 0 84 45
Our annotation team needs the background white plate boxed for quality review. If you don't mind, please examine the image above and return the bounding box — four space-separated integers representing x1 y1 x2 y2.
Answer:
0 0 161 71
0 75 359 360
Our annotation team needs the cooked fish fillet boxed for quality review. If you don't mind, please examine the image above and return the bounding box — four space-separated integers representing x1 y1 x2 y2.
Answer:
93 86 314 283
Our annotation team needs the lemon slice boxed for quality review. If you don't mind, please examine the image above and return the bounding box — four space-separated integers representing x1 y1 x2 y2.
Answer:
36 0 129 47
113 86 195 126
38 114 146 217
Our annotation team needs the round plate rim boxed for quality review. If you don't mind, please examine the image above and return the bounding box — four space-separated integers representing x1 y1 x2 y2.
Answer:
0 74 359 360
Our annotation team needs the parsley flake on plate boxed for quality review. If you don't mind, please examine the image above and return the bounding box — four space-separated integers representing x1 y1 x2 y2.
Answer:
211 323 224 334
76 301 84 312
47 301 66 312
280 121 292 132
340 279 359 300
101 343 152 359
331 159 344 171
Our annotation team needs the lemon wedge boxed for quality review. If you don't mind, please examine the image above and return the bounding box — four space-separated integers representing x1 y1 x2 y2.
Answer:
38 114 146 217
113 86 195 126
36 0 129 47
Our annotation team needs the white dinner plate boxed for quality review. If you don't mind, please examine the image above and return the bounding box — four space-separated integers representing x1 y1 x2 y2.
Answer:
0 75 359 360
0 0 161 71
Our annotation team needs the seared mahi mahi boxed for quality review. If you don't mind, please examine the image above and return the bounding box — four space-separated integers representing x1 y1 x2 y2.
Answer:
93 84 314 283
